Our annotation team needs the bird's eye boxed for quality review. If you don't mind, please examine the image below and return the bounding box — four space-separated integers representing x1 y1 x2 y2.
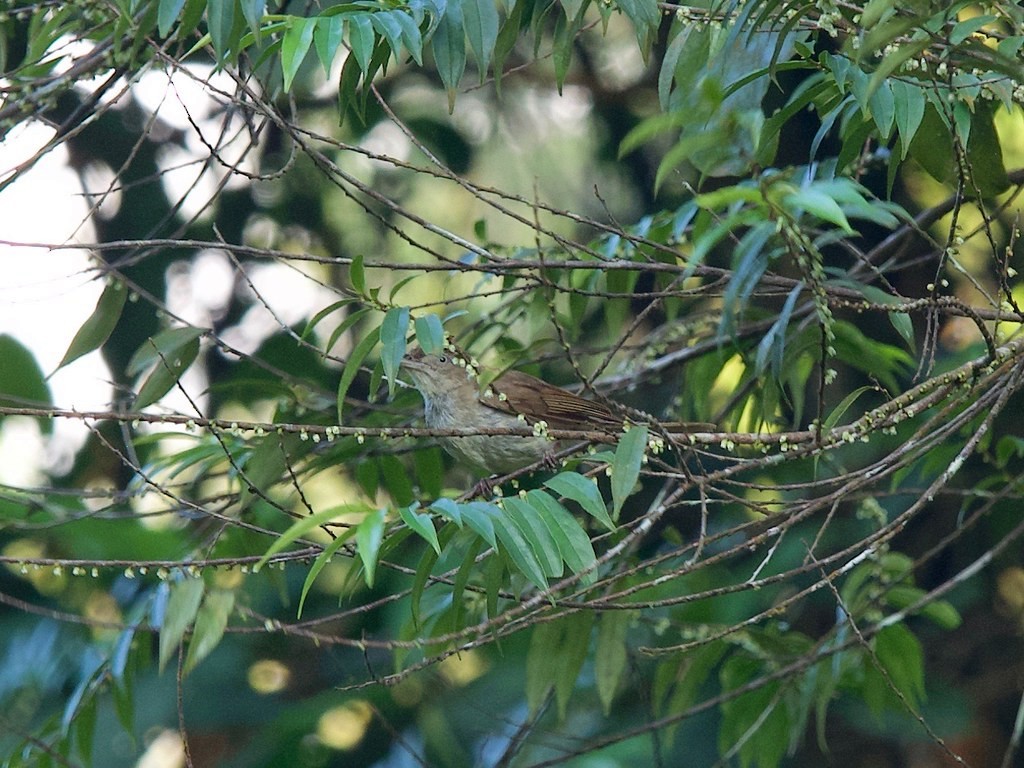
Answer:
438 355 447 363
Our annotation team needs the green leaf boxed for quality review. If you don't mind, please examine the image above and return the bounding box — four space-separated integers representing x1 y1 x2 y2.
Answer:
337 325 380 423
491 507 549 590
281 16 315 91
132 331 202 409
56 279 127 371
158 577 205 672
73 694 97 763
873 623 925 709
302 298 355 342
257 503 370 570
158 0 187 37
431 0 466 109
370 10 405 63
524 610 595 719
755 283 802 378
127 326 205 376
429 497 463 527
0 334 52 432
206 0 237 62
554 610 595 718
238 432 301 510
615 0 658 54
856 284 915 348
391 8 424 65
414 313 445 354
347 12 375 72
350 253 367 296
654 131 723 192
502 496 564 578
525 619 561 713
298 530 356 617
595 609 633 713
324 306 371 358
398 503 441 554
868 78 895 139
462 0 499 79
356 508 387 587
380 306 410 399
314 15 345 75
526 490 597 585
544 472 615 532
783 188 853 232
240 0 266 37
891 79 925 158
611 425 646 519
183 589 235 674
457 501 499 548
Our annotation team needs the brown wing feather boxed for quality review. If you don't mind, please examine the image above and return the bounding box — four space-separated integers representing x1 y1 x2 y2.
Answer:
483 370 621 429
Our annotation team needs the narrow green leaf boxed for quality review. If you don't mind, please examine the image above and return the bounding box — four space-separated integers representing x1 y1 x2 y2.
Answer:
611 425 646 519
302 298 354 342
391 8 424 64
595 609 633 713
526 490 597 584
314 15 345 75
337 326 380 423
458 501 499 547
414 313 445 354
56 279 127 371
347 12 375 72
448 532 483 630
281 16 316 91
755 284 802 378
492 0 524 91
158 577 205 672
492 509 549 589
73 694 97 762
398 503 441 554
126 326 205 376
256 503 368 570
298 530 356 617
891 79 925 159
410 544 439 628
868 78 895 139
133 335 201 409
554 610 595 718
370 10 404 63
857 284 915 348
206 0 236 62
324 306 371 358
783 188 853 232
873 623 925 708
558 0 585 27
430 497 464 527
544 472 615 532
0 335 52 433
240 0 265 37
158 0 187 37
183 589 235 674
350 253 367 297
356 508 387 587
551 8 575 92
380 306 410 398
462 0 499 78
615 0 658 54
654 132 722 192
502 496 563 578
526 619 559 713
432 1 466 109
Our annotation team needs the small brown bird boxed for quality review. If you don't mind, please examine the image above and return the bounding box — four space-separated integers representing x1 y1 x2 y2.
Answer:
403 345 706 475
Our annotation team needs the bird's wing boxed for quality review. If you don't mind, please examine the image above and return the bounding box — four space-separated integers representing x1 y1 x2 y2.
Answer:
483 371 622 430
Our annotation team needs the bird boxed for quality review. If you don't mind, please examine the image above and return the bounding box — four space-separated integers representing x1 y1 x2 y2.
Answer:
402 344 709 476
